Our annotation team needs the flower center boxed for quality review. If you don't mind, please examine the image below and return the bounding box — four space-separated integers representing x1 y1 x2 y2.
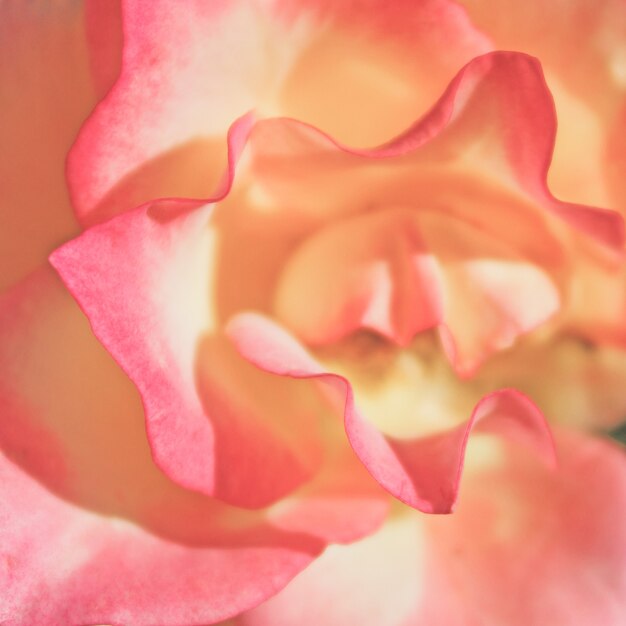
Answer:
316 327 626 440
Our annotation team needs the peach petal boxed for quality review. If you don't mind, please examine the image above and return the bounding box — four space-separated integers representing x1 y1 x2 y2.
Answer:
50 180 323 508
248 52 623 248
460 0 626 212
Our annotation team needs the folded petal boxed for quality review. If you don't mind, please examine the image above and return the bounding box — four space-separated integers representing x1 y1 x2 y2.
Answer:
273 206 560 375
248 52 623 247
236 430 626 626
227 313 555 513
0 267 388 625
67 0 304 225
459 0 626 212
50 176 323 508
68 0 488 225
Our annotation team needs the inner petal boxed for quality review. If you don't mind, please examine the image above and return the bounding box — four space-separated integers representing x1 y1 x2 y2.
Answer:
274 206 561 375
274 208 442 347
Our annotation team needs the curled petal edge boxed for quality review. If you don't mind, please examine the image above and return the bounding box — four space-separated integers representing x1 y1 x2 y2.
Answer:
226 312 557 514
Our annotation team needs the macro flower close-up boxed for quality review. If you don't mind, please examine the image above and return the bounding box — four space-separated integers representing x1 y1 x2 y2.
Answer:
3 1 626 624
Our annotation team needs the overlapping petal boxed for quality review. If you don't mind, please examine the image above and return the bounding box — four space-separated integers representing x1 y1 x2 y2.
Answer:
50 192 329 508
227 312 555 513
459 0 626 212
247 52 622 245
237 52 622 372
235 430 626 626
0 268 388 625
55 52 619 513
67 0 489 225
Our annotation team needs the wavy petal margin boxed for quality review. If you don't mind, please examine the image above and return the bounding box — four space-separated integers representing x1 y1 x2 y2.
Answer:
235 430 626 626
227 312 556 513
68 0 490 225
52 116 334 510
52 52 612 511
0 267 389 625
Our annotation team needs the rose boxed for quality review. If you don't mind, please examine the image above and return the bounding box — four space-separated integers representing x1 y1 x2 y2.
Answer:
2 2 626 626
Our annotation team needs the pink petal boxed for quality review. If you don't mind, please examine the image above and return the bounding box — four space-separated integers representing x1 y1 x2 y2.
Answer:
0 1 120 290
272 0 491 146
68 0 488 225
67 0 290 225
248 52 623 248
50 153 325 508
227 313 555 513
417 430 626 625
0 439 318 626
460 0 626 213
0 268 388 625
235 430 626 626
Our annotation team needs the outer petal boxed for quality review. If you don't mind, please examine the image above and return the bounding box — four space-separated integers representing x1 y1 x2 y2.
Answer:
67 0 307 225
0 454 318 626
0 268 388 625
68 0 488 225
235 431 626 626
52 118 326 509
227 313 555 513
459 0 626 211
0 0 121 290
417 430 626 626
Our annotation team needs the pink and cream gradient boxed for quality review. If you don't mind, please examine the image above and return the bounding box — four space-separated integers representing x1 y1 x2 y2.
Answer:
2 1 626 624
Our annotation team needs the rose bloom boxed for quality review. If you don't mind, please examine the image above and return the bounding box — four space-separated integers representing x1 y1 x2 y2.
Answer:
3 1 626 624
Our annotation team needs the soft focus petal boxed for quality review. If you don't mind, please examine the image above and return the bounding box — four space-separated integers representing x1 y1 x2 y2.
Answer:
236 431 626 626
0 0 121 290
227 313 555 513
419 430 626 625
0 268 388 625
